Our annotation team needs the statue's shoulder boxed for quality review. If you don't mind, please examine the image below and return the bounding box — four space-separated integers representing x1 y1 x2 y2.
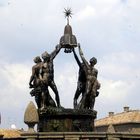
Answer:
32 64 38 69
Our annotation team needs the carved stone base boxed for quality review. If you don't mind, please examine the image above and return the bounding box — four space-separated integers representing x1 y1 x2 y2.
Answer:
38 107 97 132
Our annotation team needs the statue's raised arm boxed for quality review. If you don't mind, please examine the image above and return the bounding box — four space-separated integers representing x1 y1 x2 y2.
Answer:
78 44 90 70
50 44 61 60
72 48 82 68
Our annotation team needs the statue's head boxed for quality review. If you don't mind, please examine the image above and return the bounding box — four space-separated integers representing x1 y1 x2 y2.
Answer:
41 51 50 61
33 56 42 63
90 57 97 65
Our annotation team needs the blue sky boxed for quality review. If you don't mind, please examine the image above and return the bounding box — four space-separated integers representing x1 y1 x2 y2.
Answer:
0 0 140 129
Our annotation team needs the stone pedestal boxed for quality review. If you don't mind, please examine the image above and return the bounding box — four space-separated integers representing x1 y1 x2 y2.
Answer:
38 108 97 132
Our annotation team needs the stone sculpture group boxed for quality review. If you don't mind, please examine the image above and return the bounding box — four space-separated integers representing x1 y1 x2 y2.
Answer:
29 44 100 111
29 8 100 111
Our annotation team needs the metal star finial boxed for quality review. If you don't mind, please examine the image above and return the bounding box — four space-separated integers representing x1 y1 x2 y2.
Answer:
64 8 73 24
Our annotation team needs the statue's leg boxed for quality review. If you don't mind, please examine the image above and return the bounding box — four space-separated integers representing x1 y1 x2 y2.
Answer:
40 91 45 110
94 80 100 97
89 94 95 110
35 93 40 109
47 94 56 107
78 95 86 109
46 88 56 107
73 82 81 108
38 93 42 109
87 80 92 94
82 80 91 109
40 86 48 109
31 88 41 109
49 80 60 107
88 83 98 109
41 91 46 109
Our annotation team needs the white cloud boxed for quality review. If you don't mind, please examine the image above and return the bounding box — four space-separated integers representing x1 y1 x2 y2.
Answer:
0 62 31 109
95 50 140 118
99 78 131 101
99 51 140 80
0 61 34 128
76 6 96 21
1 63 30 89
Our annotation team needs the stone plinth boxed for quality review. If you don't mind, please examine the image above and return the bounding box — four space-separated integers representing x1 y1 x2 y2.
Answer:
38 108 97 132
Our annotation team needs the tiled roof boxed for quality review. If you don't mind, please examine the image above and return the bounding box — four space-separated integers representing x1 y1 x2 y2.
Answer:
0 129 21 138
95 110 140 127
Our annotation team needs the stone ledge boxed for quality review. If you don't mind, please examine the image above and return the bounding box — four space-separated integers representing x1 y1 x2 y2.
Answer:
21 132 140 140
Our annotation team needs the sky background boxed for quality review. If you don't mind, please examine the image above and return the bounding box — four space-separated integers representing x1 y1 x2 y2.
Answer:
0 0 140 129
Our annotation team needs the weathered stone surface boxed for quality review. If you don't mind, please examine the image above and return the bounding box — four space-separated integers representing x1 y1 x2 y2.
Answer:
24 101 39 124
24 101 39 132
38 108 97 132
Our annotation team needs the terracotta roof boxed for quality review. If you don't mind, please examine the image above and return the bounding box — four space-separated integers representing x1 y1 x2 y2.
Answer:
95 110 140 127
0 129 21 138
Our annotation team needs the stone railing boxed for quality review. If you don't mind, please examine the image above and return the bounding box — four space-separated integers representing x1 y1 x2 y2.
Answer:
21 132 140 140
